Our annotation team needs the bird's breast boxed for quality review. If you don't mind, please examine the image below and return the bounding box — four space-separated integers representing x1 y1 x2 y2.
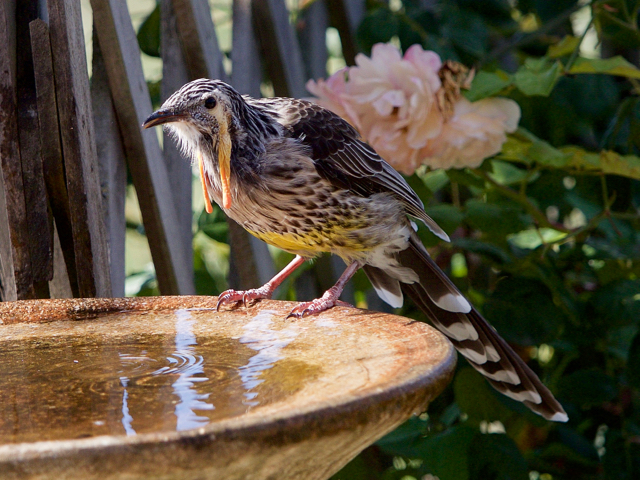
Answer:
225 180 409 261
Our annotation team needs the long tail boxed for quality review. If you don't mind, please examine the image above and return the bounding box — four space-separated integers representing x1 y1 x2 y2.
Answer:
364 236 568 422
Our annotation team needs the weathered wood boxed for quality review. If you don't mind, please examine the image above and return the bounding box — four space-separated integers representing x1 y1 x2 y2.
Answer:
90 0 194 295
159 0 274 290
251 0 308 98
221 0 277 288
0 0 16 302
49 223 74 298
17 3 52 298
171 0 226 81
0 0 36 299
298 0 329 81
231 0 262 97
90 27 126 297
30 18 78 297
47 0 112 298
325 0 365 66
0 166 17 301
160 0 194 290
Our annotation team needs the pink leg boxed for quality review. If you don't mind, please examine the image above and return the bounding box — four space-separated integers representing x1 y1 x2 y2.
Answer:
286 261 361 319
216 255 306 310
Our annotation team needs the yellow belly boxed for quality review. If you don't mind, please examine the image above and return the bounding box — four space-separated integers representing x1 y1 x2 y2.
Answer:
247 227 373 256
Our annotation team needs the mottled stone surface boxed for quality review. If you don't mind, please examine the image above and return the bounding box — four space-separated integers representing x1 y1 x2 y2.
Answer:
0 296 455 480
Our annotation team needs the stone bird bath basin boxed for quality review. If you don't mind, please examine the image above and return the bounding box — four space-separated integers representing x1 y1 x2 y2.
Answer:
0 296 455 480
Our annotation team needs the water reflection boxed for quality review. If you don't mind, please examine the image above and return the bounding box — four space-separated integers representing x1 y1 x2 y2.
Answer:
119 377 136 436
164 309 214 431
0 310 316 444
238 310 299 407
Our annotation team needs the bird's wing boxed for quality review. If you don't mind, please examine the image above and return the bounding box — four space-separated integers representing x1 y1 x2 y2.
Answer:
260 98 448 242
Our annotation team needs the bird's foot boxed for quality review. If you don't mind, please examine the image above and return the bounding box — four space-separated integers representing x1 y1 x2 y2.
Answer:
286 288 353 319
216 285 273 311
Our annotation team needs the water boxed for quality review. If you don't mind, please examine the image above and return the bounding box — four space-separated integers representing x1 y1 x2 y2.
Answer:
0 309 321 444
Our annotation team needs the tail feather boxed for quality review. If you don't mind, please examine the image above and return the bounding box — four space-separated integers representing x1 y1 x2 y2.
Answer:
391 237 568 422
363 265 404 308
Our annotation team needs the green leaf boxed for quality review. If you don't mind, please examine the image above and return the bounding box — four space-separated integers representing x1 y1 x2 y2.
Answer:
442 10 489 58
420 169 450 193
594 2 640 49
601 97 640 152
454 368 514 422
200 222 229 244
425 204 464 235
558 369 618 408
539 439 599 467
452 238 513 265
356 7 399 54
588 279 640 329
447 169 485 189
377 416 430 455
464 70 512 102
499 129 640 180
464 199 530 238
415 425 478 480
499 128 569 167
330 454 380 480
514 57 563 96
569 56 640 79
527 138 570 167
507 228 567 250
547 35 581 58
627 332 640 390
468 433 528 480
554 424 601 462
602 428 640 480
137 2 161 58
458 0 515 29
483 277 566 345
569 148 640 180
489 160 534 186
405 173 433 202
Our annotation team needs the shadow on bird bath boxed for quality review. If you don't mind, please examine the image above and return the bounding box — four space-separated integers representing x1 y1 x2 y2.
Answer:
0 296 455 480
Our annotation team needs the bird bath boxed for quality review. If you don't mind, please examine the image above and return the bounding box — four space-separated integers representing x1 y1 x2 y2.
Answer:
0 296 455 480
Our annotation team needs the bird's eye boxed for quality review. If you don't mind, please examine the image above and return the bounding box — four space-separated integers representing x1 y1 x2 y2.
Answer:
204 97 217 109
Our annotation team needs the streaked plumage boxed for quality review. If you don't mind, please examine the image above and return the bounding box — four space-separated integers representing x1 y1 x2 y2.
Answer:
143 79 568 422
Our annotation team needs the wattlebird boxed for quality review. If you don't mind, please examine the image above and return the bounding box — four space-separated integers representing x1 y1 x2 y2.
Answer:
143 79 568 422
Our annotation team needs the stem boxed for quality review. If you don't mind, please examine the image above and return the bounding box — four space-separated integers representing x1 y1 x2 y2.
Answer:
476 170 570 232
482 1 590 66
451 181 461 208
565 13 594 72
599 9 638 31
395 11 430 43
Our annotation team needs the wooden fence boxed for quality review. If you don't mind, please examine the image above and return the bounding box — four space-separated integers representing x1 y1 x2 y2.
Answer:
0 0 366 302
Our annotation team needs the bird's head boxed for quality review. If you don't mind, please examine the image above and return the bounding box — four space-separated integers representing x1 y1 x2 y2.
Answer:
143 79 237 210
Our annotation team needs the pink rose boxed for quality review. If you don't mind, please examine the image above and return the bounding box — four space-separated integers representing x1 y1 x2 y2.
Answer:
306 43 520 174
423 97 521 169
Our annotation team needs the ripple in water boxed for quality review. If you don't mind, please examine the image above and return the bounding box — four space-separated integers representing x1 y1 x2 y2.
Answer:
0 309 316 444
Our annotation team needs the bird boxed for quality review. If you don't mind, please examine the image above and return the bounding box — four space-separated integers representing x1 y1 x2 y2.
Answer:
143 78 568 422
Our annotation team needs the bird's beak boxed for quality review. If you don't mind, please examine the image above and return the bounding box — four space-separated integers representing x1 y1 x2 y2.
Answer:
142 109 186 128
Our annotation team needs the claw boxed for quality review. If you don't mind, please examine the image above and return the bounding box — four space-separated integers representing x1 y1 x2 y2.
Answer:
216 286 274 311
216 290 244 311
286 295 339 319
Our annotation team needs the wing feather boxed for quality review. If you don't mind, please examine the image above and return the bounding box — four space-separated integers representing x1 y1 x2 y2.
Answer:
259 97 448 241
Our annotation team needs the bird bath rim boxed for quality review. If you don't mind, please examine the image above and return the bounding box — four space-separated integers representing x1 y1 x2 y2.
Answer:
0 296 456 478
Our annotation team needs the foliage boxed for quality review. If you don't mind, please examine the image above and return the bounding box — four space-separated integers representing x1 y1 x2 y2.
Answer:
132 1 640 479
331 1 640 479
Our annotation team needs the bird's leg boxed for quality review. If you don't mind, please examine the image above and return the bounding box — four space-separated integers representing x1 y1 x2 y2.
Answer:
287 261 361 319
216 255 306 310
